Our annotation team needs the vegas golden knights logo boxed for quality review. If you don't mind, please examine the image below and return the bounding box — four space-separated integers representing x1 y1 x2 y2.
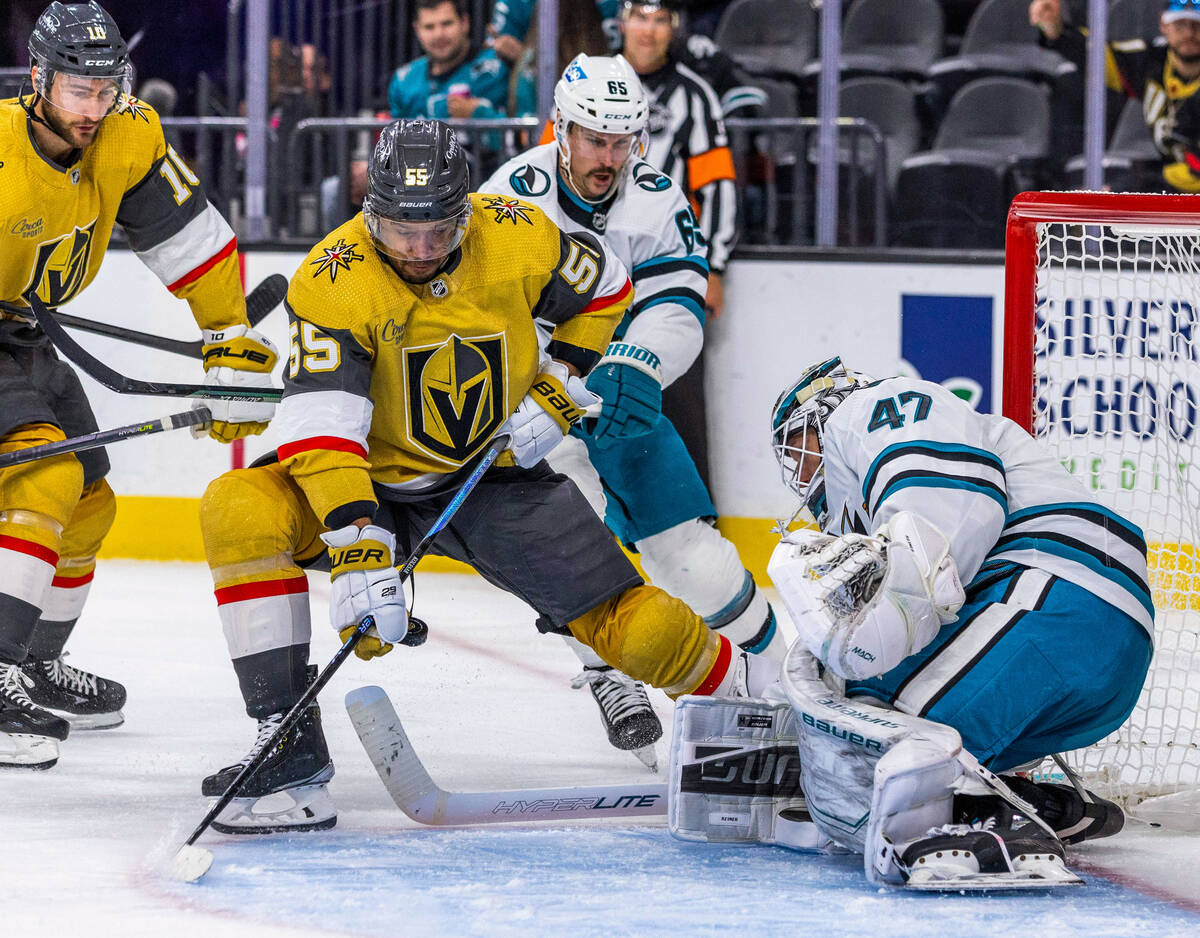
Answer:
406 334 506 460
23 222 98 307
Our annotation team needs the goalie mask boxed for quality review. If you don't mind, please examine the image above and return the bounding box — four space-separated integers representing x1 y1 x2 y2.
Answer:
364 119 472 265
27 1 132 120
771 357 870 528
554 54 650 204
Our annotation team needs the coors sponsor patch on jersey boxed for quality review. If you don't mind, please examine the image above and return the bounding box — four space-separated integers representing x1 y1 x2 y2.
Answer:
23 221 98 307
310 238 364 282
405 333 506 461
482 196 534 225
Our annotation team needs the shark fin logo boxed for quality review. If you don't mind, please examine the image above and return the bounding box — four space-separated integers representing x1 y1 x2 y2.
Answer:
23 221 97 306
406 334 506 460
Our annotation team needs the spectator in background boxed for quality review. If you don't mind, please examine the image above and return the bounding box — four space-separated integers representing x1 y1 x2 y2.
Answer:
680 0 733 39
300 42 332 117
1031 0 1200 192
491 0 759 119
136 77 181 153
489 1 622 63
618 0 739 489
136 77 177 117
620 1 737 315
389 0 513 122
320 141 370 233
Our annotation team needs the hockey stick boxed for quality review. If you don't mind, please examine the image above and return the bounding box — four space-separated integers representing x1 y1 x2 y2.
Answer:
0 407 211 469
24 288 283 402
347 684 667 826
51 272 287 358
170 438 507 883
9 273 288 360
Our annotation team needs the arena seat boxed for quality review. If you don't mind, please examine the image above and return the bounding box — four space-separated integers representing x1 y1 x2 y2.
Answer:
713 0 816 84
801 0 945 81
893 76 1051 248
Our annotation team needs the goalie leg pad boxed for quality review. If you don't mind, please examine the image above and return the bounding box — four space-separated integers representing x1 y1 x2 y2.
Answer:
668 694 812 847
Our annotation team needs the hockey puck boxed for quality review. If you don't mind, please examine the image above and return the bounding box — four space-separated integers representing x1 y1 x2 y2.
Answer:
401 616 429 647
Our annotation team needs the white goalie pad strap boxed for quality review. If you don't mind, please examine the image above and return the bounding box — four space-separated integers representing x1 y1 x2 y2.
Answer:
668 695 807 847
766 512 964 680
865 734 965 885
780 640 962 870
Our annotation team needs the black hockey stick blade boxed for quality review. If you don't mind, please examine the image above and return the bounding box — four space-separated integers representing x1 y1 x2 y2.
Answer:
54 312 203 358
51 273 290 359
0 407 211 469
246 273 288 327
25 291 282 402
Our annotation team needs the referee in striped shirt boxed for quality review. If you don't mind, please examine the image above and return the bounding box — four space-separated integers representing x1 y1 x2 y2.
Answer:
619 0 738 486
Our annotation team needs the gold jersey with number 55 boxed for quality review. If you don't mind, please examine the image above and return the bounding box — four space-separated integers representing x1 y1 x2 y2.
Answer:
275 192 633 522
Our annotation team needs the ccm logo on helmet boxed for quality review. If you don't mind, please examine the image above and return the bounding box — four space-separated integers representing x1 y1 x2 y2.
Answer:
85 59 117 66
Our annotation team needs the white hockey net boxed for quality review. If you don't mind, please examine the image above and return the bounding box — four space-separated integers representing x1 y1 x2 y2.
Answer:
1011 196 1200 828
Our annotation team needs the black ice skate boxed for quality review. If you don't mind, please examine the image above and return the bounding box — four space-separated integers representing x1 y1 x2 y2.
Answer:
954 774 1124 845
1 662 70 770
20 654 126 730
899 821 1082 890
571 665 662 771
202 693 335 834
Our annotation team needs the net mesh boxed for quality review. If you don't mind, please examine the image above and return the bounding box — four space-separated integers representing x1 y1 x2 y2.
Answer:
1032 220 1200 820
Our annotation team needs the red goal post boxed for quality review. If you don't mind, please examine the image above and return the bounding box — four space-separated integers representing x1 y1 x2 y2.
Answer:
1003 190 1200 828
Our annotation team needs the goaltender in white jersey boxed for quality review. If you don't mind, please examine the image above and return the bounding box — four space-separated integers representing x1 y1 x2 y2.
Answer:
668 358 1152 890
482 54 782 769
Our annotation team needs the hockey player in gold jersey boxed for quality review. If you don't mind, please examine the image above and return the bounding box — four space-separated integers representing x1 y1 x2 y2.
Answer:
0 2 279 769
197 118 777 833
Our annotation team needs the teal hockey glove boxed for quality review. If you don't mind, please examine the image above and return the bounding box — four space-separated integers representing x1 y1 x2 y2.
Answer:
583 342 663 447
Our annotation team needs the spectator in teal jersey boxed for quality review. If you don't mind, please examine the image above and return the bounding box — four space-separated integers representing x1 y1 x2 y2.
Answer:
388 0 516 121
489 1 623 63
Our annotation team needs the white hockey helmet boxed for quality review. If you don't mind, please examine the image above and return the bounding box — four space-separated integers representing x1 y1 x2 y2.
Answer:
771 357 872 527
554 53 649 137
554 54 649 199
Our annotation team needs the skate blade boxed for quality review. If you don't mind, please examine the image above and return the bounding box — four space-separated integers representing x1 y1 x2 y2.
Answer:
211 783 337 835
169 845 214 883
57 709 124 731
0 734 60 769
632 744 659 773
905 867 1084 891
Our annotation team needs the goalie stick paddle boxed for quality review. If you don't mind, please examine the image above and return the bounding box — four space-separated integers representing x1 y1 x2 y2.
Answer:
0 407 212 469
169 438 507 883
346 684 667 826
24 288 283 402
50 272 287 358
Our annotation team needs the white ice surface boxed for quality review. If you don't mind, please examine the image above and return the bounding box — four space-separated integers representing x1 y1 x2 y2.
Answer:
4 561 1200 937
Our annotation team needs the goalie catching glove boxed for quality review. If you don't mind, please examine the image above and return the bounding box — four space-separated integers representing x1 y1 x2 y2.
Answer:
321 523 408 660
767 511 965 680
196 324 279 442
582 342 663 446
499 360 600 468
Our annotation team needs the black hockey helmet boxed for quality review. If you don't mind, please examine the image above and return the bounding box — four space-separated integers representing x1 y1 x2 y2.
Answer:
27 2 131 110
363 119 473 262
